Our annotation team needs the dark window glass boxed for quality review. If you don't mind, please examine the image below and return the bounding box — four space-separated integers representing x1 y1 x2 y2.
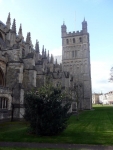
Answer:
79 37 82 42
0 32 3 40
0 98 8 109
72 51 74 57
73 38 75 43
66 39 69 44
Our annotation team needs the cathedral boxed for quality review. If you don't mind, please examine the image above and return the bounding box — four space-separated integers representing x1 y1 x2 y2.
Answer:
0 13 92 120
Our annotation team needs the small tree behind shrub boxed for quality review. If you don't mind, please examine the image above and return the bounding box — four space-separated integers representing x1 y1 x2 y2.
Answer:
24 84 71 136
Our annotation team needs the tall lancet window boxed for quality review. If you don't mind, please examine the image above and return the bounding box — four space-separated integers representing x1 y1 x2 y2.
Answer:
0 68 4 86
79 37 82 42
0 32 5 48
66 39 69 44
0 32 3 40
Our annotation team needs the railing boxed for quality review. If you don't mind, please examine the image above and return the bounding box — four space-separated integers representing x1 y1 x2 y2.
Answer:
0 86 12 94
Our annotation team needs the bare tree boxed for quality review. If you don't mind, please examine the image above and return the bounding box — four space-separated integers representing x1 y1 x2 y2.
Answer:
70 81 83 120
109 67 113 82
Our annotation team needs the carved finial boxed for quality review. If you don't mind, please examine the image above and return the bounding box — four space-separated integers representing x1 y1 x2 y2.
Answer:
26 32 31 43
48 50 49 57
83 17 87 23
35 40 39 53
18 24 23 38
63 18 65 25
12 18 16 33
63 21 65 25
8 12 10 21
47 50 49 62
6 12 11 29
50 54 54 63
30 39 33 48
45 49 46 57
56 58 57 65
42 45 44 58
82 17 87 33
42 45 44 52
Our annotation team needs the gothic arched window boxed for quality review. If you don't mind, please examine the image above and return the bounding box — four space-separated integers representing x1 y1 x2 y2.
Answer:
0 68 4 86
0 98 8 109
79 37 82 42
0 32 5 48
66 39 69 44
0 32 3 40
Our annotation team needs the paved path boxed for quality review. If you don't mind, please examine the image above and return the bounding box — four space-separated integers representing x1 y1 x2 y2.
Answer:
0 142 113 150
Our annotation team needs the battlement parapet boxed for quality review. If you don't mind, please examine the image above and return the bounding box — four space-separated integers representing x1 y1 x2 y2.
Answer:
63 30 83 38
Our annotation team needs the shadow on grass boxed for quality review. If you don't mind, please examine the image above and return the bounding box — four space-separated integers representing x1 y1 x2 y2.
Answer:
0 106 113 145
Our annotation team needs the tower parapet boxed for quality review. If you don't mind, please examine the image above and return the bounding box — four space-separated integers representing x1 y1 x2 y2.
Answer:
61 20 88 38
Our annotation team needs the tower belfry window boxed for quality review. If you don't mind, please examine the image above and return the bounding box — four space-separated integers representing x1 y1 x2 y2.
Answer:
66 39 69 44
73 38 75 43
79 37 82 42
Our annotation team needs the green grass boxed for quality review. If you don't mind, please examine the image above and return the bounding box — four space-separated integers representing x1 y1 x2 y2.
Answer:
0 105 113 145
0 148 59 150
0 148 81 150
0 148 80 150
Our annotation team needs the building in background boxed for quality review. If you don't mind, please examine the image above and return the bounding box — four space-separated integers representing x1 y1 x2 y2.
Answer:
92 93 101 104
99 91 113 104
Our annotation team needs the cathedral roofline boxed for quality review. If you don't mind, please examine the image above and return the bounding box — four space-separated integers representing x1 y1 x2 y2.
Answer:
0 21 6 27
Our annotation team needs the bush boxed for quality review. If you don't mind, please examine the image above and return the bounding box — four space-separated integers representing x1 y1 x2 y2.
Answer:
24 84 71 136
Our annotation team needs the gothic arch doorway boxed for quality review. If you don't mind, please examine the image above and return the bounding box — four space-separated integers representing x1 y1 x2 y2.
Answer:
0 68 5 86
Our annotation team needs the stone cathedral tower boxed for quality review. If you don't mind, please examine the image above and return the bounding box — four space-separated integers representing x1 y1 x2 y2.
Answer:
61 19 92 109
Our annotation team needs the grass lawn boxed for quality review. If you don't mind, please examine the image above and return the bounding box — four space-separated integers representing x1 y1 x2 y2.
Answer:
0 148 79 150
0 105 113 145
0 148 78 150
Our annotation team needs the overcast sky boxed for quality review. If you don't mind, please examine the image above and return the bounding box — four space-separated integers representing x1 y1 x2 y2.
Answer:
0 0 113 93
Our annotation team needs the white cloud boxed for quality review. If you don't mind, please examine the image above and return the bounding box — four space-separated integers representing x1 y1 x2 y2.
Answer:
0 0 2 4
91 61 113 93
50 46 62 56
